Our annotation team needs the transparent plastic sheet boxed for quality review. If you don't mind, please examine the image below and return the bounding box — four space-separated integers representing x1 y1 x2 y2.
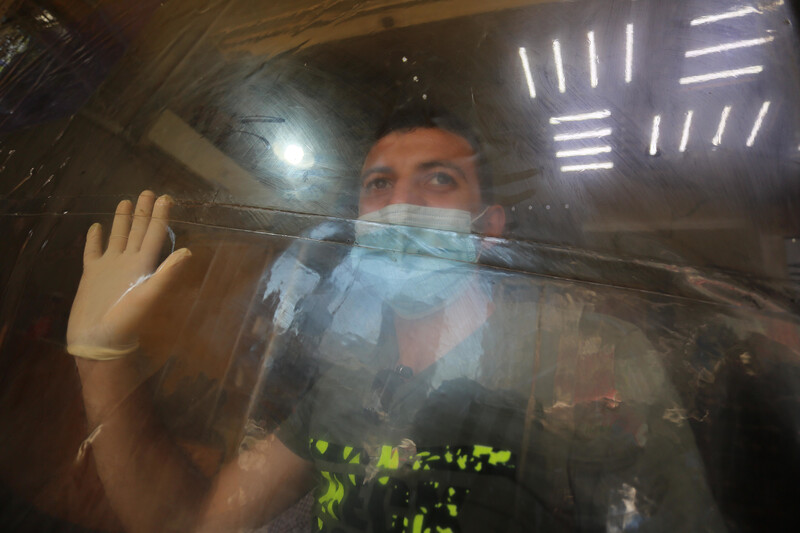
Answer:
0 1 799 532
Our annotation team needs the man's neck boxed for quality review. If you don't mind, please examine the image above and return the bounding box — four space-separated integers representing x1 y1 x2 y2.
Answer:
394 280 493 375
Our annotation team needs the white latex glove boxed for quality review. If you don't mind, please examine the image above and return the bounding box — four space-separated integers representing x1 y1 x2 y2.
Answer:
66 191 191 360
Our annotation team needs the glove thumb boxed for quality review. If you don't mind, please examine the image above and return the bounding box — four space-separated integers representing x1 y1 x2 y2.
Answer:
137 248 192 302
152 248 192 285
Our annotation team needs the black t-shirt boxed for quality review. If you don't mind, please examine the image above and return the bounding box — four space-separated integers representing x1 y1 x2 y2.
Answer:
276 290 548 532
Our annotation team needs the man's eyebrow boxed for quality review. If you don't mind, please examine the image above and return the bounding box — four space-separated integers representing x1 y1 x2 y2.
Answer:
360 166 393 181
417 160 466 180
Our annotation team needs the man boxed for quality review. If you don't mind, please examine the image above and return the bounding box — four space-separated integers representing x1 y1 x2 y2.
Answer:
67 109 721 532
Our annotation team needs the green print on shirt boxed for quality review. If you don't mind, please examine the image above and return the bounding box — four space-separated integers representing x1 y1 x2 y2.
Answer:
309 438 516 531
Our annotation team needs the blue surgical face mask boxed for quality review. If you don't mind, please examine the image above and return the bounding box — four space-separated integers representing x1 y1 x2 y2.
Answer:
352 204 484 318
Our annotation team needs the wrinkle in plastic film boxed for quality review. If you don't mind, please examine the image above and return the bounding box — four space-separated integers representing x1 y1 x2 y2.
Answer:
1 0 799 532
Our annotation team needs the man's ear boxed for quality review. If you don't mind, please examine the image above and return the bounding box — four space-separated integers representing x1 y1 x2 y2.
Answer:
481 204 506 237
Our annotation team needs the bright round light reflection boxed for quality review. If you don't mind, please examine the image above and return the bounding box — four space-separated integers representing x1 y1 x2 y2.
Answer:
284 144 304 165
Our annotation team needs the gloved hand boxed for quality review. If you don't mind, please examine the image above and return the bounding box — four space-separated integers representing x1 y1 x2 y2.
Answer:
66 191 191 360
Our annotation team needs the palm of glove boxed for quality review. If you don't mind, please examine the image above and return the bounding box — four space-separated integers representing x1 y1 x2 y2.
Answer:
67 191 191 352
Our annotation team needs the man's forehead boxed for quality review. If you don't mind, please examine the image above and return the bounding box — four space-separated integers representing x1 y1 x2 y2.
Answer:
363 128 477 168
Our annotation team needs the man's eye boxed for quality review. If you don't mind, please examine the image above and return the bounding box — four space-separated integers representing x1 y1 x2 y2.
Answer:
364 177 391 191
428 172 456 186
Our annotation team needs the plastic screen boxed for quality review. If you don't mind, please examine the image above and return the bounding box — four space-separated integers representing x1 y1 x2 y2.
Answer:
1 1 799 532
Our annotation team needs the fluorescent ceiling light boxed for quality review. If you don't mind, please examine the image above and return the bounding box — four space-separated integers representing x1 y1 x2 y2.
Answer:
685 36 774 57
550 110 611 124
554 128 612 141
561 162 614 172
588 31 598 88
284 144 305 165
746 101 771 147
679 110 694 152
518 47 536 98
649 115 661 156
690 7 759 26
712 105 732 146
556 145 612 158
553 39 566 93
625 24 634 83
679 65 763 85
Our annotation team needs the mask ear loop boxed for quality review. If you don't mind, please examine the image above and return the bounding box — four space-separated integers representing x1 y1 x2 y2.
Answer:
470 205 491 231
470 205 492 263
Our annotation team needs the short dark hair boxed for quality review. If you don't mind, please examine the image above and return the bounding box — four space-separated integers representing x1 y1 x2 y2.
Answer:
373 105 494 205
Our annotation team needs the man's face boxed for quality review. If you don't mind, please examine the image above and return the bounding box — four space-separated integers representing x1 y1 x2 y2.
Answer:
358 128 484 217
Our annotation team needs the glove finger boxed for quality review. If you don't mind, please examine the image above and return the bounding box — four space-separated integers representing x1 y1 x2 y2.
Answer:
107 199 133 255
127 190 156 253
140 194 173 259
84 223 103 264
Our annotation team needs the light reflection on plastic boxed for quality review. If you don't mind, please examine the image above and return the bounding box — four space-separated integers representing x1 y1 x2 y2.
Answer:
712 105 733 146
746 101 771 147
553 39 566 93
518 47 537 98
685 36 774 58
552 110 613 173
284 144 305 165
690 6 760 26
679 110 694 152
554 128 612 141
561 162 614 172
549 110 611 124
588 31 599 88
625 24 634 83
556 146 612 158
649 115 661 156
679 65 763 85
35 10 58 27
